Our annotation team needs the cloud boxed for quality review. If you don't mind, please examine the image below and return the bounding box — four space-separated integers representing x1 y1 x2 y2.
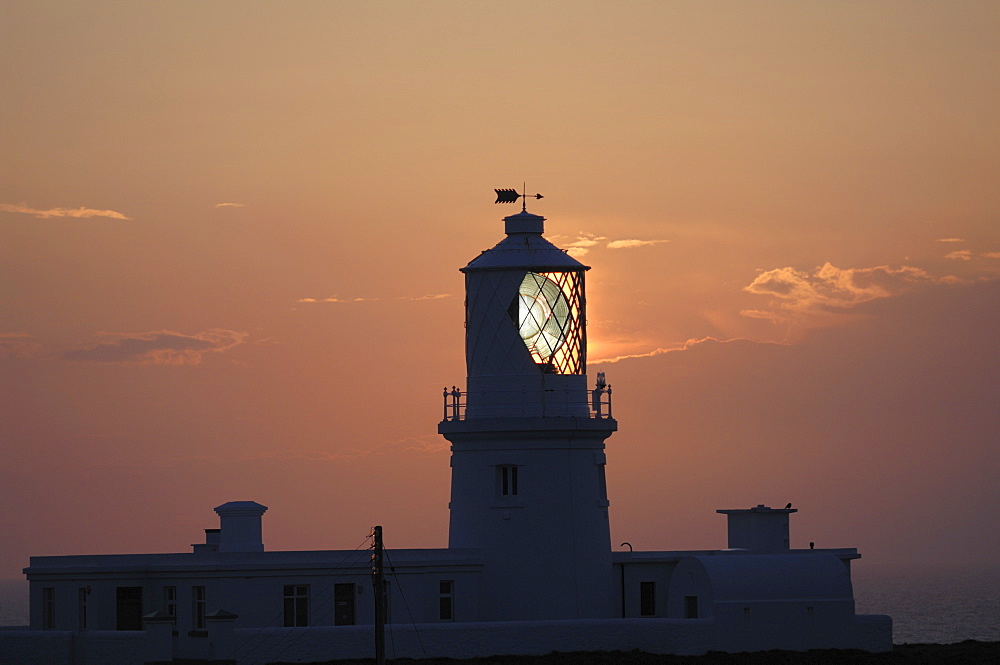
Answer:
63 329 246 365
983 252 1000 259
297 296 379 303
944 249 973 261
566 236 606 248
935 237 965 243
606 239 670 249
603 279 1000 563
296 293 451 304
591 336 775 365
0 332 43 358
403 293 452 301
741 263 942 325
556 233 669 256
0 203 130 220
559 234 606 257
214 202 246 208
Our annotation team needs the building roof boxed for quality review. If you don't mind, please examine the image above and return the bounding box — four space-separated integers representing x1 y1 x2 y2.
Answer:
25 548 483 577
676 553 854 602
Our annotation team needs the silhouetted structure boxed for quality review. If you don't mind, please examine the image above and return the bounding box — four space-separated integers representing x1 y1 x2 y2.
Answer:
10 206 891 664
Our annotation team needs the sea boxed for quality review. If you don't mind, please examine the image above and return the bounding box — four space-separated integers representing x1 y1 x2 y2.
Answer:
2 563 997 644
851 562 999 644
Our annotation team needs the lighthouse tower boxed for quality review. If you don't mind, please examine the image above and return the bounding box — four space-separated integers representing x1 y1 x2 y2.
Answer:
439 207 617 620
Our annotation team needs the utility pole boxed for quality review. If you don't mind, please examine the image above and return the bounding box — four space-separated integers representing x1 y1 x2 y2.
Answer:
371 525 386 665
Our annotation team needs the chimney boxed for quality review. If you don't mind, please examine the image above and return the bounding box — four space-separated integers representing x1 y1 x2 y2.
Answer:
716 504 796 550
214 501 268 553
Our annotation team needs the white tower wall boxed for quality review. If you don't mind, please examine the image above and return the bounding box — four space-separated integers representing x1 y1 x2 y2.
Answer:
444 419 613 619
441 208 617 620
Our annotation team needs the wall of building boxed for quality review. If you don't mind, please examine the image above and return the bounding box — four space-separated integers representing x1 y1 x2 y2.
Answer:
1 613 891 665
26 559 484 632
231 617 716 663
0 630 144 665
616 559 682 618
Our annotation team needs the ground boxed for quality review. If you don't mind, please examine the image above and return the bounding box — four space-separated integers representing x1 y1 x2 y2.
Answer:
266 641 999 665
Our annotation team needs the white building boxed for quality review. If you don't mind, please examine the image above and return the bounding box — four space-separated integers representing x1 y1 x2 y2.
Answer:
9 206 892 664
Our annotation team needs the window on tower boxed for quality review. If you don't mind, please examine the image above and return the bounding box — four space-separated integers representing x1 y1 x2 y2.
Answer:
498 465 519 497
597 463 608 503
508 271 585 374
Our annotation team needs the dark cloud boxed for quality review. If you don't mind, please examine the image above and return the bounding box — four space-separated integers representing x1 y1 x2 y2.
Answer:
63 329 246 365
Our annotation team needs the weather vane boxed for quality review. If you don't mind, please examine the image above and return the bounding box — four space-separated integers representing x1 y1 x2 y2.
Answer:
494 184 544 211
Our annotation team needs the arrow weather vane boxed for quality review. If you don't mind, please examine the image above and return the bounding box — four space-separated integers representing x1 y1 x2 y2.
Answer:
494 185 544 211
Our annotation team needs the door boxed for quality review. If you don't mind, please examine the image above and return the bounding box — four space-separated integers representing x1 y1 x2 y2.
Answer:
116 587 143 630
334 583 355 625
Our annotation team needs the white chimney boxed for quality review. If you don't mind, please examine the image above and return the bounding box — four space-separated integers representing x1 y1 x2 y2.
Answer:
214 501 268 552
717 504 796 550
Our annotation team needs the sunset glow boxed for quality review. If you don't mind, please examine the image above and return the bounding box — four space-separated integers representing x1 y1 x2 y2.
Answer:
1 1 998 581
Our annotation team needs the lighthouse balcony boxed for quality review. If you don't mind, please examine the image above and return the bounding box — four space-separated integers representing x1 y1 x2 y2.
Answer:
441 383 613 422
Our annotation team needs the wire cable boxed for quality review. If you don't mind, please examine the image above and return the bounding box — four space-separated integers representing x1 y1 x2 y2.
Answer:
383 547 428 660
230 532 373 664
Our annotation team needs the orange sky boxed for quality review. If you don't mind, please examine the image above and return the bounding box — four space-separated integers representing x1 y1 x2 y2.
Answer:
1 1 998 579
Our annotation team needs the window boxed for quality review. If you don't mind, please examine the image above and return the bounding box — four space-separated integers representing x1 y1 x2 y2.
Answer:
42 588 55 630
684 595 699 619
78 587 88 630
439 580 454 621
499 465 519 497
163 586 176 618
116 586 143 630
507 270 585 374
283 584 309 627
192 586 206 630
639 582 656 617
334 583 356 626
597 463 608 502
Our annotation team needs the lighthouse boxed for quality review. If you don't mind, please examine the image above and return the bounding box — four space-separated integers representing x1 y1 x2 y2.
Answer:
18 199 893 659
439 206 617 620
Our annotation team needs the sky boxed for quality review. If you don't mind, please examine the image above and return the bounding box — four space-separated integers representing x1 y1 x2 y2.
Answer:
1 1 998 580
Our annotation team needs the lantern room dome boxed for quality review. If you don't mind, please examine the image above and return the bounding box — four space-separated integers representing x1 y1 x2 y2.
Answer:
462 211 588 273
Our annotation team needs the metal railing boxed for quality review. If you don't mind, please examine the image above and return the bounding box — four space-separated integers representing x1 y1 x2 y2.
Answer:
441 383 613 421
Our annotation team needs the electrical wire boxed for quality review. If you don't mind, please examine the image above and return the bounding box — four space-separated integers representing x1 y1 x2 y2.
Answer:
230 532 373 664
383 546 428 660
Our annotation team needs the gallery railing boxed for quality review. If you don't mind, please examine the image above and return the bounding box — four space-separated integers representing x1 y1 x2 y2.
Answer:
441 383 612 421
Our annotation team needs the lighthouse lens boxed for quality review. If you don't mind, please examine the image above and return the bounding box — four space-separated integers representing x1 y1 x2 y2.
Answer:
516 273 570 362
